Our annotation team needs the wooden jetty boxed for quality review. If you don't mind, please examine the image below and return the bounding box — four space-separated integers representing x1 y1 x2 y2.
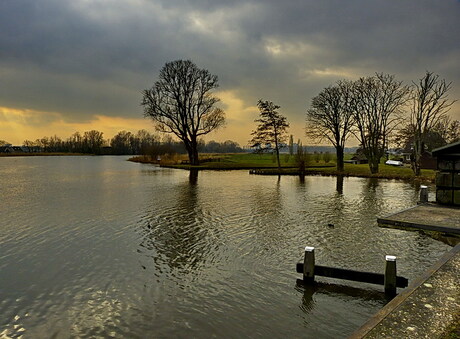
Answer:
352 142 460 337
378 202 460 237
297 247 408 296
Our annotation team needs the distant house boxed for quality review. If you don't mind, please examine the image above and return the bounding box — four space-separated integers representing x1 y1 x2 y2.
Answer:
12 146 24 153
400 152 412 163
0 146 14 153
349 154 368 164
0 145 42 153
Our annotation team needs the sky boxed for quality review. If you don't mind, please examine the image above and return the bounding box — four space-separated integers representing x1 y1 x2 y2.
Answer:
0 0 459 147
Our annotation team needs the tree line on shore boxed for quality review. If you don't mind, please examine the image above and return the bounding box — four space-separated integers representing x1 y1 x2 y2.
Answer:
0 130 244 155
305 72 459 175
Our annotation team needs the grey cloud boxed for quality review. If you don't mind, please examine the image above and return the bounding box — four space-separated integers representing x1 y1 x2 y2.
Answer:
0 0 459 126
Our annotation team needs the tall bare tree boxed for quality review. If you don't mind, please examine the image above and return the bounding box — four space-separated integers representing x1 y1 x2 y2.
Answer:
306 80 354 172
445 119 460 143
142 60 225 165
351 73 408 174
83 130 104 154
395 117 460 155
409 71 456 175
250 100 289 170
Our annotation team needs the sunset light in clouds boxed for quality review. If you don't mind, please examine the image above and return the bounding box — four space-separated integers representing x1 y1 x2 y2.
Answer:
0 1 459 146
0 107 149 145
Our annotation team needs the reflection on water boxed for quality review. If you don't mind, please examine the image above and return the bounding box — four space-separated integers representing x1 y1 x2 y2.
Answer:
0 157 452 338
295 279 390 314
139 170 220 279
336 175 344 194
189 168 199 185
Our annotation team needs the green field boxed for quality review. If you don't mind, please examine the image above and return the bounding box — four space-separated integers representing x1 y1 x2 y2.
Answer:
130 153 435 182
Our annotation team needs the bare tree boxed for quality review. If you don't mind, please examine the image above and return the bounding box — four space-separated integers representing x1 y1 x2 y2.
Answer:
409 71 456 175
446 119 460 143
142 60 225 165
67 132 83 153
306 80 354 171
396 117 460 155
351 73 408 174
83 130 104 154
250 100 289 170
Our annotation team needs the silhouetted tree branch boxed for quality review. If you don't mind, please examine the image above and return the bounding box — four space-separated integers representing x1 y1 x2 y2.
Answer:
142 60 225 165
250 100 289 170
409 71 456 175
351 73 408 174
306 80 354 172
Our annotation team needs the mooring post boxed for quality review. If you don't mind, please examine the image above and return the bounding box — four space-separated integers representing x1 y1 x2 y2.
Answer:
384 255 397 296
419 185 428 203
303 246 315 283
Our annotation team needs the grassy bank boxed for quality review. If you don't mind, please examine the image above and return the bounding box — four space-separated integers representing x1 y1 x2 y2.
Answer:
254 164 435 182
129 153 436 182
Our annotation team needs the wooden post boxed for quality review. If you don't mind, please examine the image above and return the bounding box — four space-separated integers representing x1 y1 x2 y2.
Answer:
420 185 428 203
303 246 315 283
384 255 397 296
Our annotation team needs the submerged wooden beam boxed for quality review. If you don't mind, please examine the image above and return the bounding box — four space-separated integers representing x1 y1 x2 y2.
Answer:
296 263 408 288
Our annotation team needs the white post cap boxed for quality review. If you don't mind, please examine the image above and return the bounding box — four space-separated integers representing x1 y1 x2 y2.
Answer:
386 255 397 261
420 185 428 189
305 246 315 252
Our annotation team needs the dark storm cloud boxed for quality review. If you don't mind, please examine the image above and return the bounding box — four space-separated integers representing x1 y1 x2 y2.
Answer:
0 0 459 125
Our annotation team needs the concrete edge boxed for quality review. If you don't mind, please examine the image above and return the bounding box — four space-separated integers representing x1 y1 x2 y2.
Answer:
377 205 420 220
377 218 460 235
348 243 460 339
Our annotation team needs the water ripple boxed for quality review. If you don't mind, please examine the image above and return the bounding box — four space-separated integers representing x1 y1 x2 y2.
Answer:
0 159 451 338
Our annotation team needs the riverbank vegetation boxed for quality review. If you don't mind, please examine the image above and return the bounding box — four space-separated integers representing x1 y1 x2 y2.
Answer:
129 153 435 182
1 130 244 156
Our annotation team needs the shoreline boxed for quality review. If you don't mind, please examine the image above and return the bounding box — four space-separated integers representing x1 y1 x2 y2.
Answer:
0 152 93 157
129 156 435 183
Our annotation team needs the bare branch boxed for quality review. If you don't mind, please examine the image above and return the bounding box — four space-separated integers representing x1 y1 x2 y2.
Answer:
141 60 225 165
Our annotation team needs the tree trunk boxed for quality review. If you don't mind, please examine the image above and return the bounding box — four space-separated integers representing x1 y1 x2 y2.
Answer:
413 140 422 176
188 147 199 165
185 139 200 166
413 158 421 176
336 145 344 172
275 147 281 170
369 157 379 174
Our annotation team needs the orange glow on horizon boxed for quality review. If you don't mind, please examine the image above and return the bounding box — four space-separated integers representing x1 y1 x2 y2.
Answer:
0 106 151 145
0 96 314 147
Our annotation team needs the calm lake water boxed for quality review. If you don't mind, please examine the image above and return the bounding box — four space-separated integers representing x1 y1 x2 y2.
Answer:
0 156 451 338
